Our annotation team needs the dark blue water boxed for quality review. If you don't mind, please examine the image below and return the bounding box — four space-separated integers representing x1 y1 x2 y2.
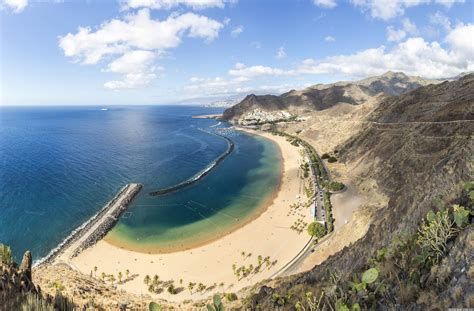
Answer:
0 106 280 261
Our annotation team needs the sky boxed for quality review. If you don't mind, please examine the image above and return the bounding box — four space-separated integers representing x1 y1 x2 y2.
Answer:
0 0 473 106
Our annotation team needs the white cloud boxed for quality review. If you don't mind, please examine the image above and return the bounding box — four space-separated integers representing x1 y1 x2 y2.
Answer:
297 23 474 79
228 63 292 78
430 11 452 31
2 0 28 13
231 25 244 37
184 23 473 99
325 36 336 42
104 72 158 90
103 50 165 89
445 23 474 58
59 9 222 89
313 0 337 8
105 50 157 74
386 18 417 42
251 41 262 49
276 46 286 59
184 76 248 95
402 18 418 35
121 0 231 10
386 26 406 42
350 0 465 20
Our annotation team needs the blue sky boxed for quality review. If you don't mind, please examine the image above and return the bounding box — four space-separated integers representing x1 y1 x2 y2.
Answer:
1 0 473 105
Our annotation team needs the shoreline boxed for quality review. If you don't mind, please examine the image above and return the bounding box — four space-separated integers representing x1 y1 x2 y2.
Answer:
191 114 223 119
39 184 142 267
68 128 313 302
103 131 283 254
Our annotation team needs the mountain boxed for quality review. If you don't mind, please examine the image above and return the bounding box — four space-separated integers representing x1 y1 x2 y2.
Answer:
244 74 474 309
222 72 439 121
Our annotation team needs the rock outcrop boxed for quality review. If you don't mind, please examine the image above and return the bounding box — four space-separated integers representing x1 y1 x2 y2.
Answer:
1 251 38 295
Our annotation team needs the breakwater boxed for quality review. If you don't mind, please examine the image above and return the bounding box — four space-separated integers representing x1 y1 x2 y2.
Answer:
35 183 142 266
149 129 234 196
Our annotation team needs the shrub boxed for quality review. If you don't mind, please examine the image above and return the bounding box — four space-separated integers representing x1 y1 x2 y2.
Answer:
327 156 337 163
326 181 345 192
321 153 330 159
417 209 457 262
225 292 238 301
0 243 13 265
307 222 326 239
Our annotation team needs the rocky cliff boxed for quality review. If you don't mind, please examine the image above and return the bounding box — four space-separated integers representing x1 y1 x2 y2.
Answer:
244 74 473 309
222 72 438 121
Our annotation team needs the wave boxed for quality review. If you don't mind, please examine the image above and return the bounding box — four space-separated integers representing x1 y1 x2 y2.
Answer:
33 184 131 267
149 128 234 196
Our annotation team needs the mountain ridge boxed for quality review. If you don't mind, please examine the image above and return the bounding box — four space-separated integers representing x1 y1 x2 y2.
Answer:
222 72 441 121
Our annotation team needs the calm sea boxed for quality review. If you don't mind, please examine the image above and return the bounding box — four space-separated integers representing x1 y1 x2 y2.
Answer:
0 106 280 261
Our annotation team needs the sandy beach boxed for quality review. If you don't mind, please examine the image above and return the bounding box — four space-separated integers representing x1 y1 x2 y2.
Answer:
68 128 314 302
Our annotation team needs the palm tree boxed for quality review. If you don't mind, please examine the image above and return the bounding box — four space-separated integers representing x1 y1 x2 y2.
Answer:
197 283 206 293
153 274 159 285
118 272 122 283
257 255 263 266
125 269 130 280
101 272 106 282
232 264 236 272
188 282 195 294
109 275 116 286
144 275 151 285
93 266 98 277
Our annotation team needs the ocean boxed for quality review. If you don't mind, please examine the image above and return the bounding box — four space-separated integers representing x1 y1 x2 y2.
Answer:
0 105 281 262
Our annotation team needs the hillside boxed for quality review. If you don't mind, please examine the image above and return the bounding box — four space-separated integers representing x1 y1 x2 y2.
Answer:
243 74 474 309
222 72 439 122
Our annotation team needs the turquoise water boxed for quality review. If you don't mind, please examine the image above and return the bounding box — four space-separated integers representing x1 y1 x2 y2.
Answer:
0 106 281 261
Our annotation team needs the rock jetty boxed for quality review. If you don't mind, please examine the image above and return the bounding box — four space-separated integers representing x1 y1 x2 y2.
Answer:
37 183 142 266
150 130 234 196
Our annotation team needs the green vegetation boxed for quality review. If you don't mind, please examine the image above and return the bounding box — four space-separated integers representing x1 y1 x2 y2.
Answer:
224 292 238 302
232 255 275 280
0 243 13 265
188 282 196 294
272 129 336 237
291 217 308 234
207 294 225 311
149 301 162 311
324 192 335 233
307 222 326 240
321 153 330 159
324 181 345 192
327 156 337 163
287 187 473 310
